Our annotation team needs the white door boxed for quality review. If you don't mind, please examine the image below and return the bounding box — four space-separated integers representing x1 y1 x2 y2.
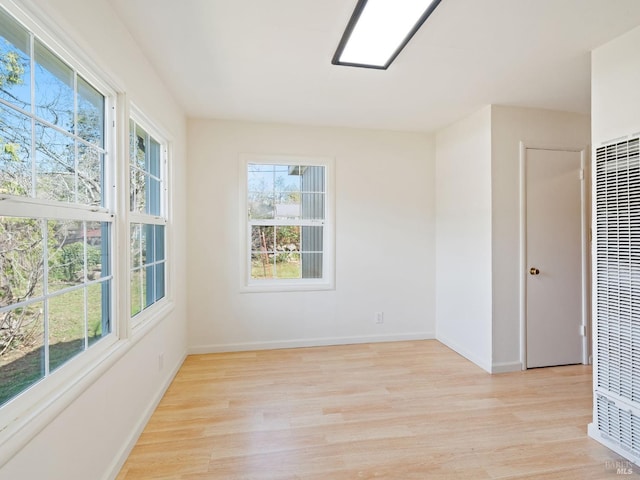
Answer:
526 148 584 368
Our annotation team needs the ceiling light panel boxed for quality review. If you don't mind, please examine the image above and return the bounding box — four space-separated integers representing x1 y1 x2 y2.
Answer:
332 0 442 69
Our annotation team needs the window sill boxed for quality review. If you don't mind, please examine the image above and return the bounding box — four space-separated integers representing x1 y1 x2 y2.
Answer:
131 299 175 340
241 281 335 294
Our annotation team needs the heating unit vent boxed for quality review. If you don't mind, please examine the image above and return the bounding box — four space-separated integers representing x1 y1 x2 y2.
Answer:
595 137 640 404
596 394 640 456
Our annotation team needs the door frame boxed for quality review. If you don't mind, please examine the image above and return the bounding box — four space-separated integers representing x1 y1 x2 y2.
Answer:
518 142 590 369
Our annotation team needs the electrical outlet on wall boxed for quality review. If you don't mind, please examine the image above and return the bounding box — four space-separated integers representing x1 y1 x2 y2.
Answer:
375 312 384 324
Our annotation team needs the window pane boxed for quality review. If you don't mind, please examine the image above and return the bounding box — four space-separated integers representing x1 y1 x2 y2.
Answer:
77 144 102 206
148 176 161 215
301 252 323 279
133 123 146 170
144 264 154 308
155 263 165 301
301 166 325 193
274 167 301 218
301 193 325 220
248 192 274 219
130 223 141 269
34 40 74 133
48 290 85 372
48 220 84 292
0 302 44 406
138 267 150 310
301 226 323 251
0 217 44 302
154 225 165 262
130 169 146 213
35 123 74 203
275 226 300 252
274 203 300 219
140 223 149 266
144 224 155 264
251 225 275 253
275 252 301 279
275 227 300 278
0 103 32 197
248 165 274 193
149 138 161 177
86 221 108 279
87 281 109 346
251 252 274 279
77 75 104 147
130 270 142 317
0 7 31 110
274 165 300 194
130 123 162 215
301 226 323 279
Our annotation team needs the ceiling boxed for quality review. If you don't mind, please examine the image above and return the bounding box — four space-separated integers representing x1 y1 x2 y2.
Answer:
109 0 640 133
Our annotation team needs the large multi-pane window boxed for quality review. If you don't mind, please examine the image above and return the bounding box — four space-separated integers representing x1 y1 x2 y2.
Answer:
129 119 166 318
0 8 112 405
243 155 333 290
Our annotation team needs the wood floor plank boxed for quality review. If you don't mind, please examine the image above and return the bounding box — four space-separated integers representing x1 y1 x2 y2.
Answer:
116 340 639 479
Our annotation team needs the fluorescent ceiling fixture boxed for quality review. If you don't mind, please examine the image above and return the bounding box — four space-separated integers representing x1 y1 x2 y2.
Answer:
332 0 442 69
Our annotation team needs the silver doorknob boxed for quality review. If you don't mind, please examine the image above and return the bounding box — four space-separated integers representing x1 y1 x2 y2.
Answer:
529 267 540 275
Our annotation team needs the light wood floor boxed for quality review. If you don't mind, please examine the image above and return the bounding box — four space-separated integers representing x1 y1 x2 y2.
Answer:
116 340 637 479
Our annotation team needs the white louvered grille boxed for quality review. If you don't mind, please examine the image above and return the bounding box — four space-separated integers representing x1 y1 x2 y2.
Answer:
595 138 640 404
596 394 640 454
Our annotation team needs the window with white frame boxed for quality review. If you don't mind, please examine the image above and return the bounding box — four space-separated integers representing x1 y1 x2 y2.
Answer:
243 155 333 291
0 7 112 406
129 119 166 317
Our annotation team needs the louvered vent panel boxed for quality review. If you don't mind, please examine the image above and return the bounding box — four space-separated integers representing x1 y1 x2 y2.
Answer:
595 137 640 403
596 394 640 454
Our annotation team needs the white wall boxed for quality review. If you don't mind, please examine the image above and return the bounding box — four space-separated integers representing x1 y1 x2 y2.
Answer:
435 106 493 371
592 25 640 144
187 120 436 352
0 0 188 479
434 105 590 373
490 105 590 370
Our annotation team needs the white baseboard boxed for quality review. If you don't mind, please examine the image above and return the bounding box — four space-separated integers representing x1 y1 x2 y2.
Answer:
103 350 187 480
188 332 436 355
436 333 492 373
436 334 522 374
491 361 523 373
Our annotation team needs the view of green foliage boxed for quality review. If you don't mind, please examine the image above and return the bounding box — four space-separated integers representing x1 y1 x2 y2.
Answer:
0 27 108 406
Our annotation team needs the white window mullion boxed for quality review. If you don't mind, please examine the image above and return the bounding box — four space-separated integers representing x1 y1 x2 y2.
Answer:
29 31 37 199
42 218 50 376
73 72 78 204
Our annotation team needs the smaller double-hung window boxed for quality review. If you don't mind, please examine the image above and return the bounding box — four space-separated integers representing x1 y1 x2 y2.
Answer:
242 155 334 292
129 118 167 318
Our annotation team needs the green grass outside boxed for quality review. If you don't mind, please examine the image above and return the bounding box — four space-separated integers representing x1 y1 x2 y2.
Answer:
0 283 106 406
251 259 301 279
